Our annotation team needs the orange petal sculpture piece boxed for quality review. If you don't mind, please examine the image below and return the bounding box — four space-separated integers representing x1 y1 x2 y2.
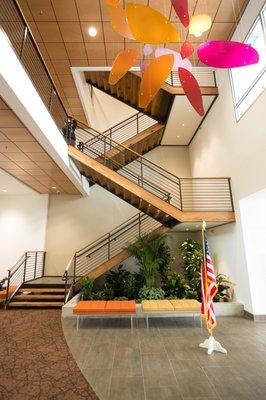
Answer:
108 5 135 40
126 3 180 44
106 0 120 6
178 67 204 116
139 54 174 109
109 49 139 85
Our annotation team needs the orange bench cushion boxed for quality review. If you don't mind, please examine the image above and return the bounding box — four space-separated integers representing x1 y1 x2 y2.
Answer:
73 300 107 314
105 300 136 313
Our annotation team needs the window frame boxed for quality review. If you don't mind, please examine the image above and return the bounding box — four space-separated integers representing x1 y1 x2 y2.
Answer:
229 3 266 121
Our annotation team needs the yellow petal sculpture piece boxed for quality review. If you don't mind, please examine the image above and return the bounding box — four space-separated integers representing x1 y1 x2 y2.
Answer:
189 14 212 37
108 5 135 40
139 54 174 108
126 3 180 44
109 49 139 86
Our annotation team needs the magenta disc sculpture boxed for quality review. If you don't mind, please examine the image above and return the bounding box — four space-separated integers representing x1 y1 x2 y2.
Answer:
197 40 259 69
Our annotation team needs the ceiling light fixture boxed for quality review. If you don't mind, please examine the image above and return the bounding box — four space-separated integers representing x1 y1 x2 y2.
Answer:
2 189 7 192
182 123 185 126
52 186 57 189
88 26 97 37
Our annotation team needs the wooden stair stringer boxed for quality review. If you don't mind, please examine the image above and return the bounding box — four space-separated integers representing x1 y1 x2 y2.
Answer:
69 146 235 223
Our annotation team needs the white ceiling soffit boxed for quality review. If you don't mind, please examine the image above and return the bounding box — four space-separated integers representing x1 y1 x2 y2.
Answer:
161 95 216 146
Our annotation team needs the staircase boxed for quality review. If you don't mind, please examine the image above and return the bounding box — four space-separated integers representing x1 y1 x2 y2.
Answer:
69 121 235 227
63 212 169 303
8 280 65 308
85 71 174 123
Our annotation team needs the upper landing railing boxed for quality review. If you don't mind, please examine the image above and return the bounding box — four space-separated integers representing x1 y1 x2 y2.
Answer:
0 0 67 129
166 68 217 87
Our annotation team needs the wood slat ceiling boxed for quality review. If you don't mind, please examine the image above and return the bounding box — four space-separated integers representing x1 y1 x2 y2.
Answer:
17 0 249 123
0 97 80 194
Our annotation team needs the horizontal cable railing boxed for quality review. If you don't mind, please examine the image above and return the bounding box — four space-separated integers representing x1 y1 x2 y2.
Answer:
166 68 217 87
0 0 67 130
4 251 46 306
102 112 158 143
70 122 234 213
62 212 161 302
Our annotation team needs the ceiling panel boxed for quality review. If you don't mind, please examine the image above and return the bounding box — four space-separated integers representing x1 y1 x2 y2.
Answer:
0 97 80 195
16 0 249 123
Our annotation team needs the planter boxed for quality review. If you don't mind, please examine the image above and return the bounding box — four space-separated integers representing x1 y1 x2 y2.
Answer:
214 301 244 316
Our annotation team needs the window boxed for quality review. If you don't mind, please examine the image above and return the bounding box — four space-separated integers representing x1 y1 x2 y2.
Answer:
230 4 266 121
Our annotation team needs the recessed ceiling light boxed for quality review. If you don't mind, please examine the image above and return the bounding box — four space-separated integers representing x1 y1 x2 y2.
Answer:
188 109 191 112
182 123 185 127
186 228 189 231
177 135 180 138
52 186 57 189
2 189 7 192
88 26 97 37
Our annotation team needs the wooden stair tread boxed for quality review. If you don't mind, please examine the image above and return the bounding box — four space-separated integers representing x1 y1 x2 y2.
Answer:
14 294 65 300
19 287 65 293
8 302 64 307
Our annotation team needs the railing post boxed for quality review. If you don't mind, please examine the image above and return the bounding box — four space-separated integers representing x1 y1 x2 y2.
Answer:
228 178 234 212
140 158 143 187
77 141 84 152
138 213 141 236
34 251 37 279
103 137 107 165
137 114 139 134
23 252 27 283
108 233 111 259
171 71 174 86
19 26 28 59
5 271 11 308
42 252 46 277
73 254 77 285
64 271 68 303
179 178 183 211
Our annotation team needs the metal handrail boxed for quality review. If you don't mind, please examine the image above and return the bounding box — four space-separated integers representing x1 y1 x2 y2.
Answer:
62 211 161 302
4 251 46 307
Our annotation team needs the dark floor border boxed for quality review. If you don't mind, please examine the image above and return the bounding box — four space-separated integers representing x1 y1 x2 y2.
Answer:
244 310 266 321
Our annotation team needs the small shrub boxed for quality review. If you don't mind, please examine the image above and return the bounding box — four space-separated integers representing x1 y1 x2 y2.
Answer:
163 271 190 299
138 286 165 300
105 264 131 298
93 286 114 300
113 296 128 301
80 277 94 300
214 274 233 302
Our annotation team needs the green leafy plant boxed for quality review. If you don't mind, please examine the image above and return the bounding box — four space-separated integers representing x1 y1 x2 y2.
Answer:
126 234 168 288
79 277 95 300
163 271 191 299
214 274 233 302
156 239 173 283
93 286 114 300
180 239 202 300
105 264 131 297
113 296 128 301
138 286 165 300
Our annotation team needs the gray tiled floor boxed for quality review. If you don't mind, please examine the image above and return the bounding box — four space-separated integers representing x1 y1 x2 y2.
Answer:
62 316 266 400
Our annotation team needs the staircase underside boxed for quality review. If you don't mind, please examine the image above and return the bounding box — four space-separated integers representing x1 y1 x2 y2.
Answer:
69 146 235 225
85 71 173 123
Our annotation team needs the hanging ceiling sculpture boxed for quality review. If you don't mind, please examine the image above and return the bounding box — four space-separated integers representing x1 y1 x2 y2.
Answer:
106 1 259 116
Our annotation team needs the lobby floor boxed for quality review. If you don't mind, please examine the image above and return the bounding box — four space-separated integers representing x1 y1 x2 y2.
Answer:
62 316 266 400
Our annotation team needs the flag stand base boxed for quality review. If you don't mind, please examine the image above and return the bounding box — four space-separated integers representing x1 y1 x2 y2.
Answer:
199 336 227 355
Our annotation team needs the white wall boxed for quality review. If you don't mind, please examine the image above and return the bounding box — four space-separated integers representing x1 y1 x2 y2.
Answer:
239 189 266 316
145 145 191 177
189 0 266 314
0 171 48 278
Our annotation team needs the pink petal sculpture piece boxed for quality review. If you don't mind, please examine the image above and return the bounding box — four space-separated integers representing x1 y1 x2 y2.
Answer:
178 67 204 116
155 47 192 72
170 0 189 28
143 44 153 56
198 40 259 68
181 42 194 59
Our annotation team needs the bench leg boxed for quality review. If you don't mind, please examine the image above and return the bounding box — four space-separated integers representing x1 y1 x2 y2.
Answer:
200 315 203 329
76 315 79 331
130 315 133 330
145 315 149 329
193 313 195 326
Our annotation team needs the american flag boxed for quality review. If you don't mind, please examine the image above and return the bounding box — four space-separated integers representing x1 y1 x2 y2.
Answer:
201 232 218 333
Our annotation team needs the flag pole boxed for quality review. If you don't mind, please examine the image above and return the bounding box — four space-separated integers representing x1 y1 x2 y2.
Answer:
199 221 227 355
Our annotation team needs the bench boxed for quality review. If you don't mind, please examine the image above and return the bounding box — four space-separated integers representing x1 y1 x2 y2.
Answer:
141 299 202 328
73 300 136 330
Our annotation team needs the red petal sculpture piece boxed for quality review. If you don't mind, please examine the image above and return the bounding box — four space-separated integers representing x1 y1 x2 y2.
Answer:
170 0 190 28
181 42 194 59
178 67 204 116
197 40 259 68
